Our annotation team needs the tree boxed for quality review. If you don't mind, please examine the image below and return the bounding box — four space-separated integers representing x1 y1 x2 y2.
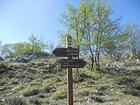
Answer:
104 32 130 61
46 41 55 53
60 2 85 74
60 0 124 70
60 0 96 69
90 0 123 69
124 23 140 59
14 42 32 56
28 34 45 54
1 44 15 57
2 34 47 57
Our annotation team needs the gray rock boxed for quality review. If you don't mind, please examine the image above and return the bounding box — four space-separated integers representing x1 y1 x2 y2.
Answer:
13 54 37 63
46 64 56 68
115 63 127 71
87 92 106 103
0 56 3 61
0 68 7 73
0 68 11 74
3 58 14 62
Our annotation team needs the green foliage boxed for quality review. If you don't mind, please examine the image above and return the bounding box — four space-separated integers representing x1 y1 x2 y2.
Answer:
15 78 56 97
51 85 67 99
124 23 140 58
0 62 9 69
75 87 95 97
17 84 41 97
14 42 32 56
29 97 42 105
42 79 56 92
83 67 97 79
1 44 15 57
60 0 129 69
0 57 140 105
28 34 45 54
6 96 26 105
2 34 46 57
46 41 55 53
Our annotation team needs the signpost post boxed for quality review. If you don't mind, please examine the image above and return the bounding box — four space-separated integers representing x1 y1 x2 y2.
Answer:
67 36 73 105
52 36 86 105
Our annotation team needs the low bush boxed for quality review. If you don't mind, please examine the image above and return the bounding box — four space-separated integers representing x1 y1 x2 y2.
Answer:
29 97 42 105
0 62 8 68
6 96 26 105
81 68 97 79
51 85 67 100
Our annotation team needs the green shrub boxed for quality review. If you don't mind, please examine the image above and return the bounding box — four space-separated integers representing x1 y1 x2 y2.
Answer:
6 96 26 105
42 79 56 92
0 78 8 86
51 85 67 100
16 84 42 97
75 87 95 97
2 34 46 57
0 62 8 68
29 97 42 105
82 68 97 79
16 78 56 97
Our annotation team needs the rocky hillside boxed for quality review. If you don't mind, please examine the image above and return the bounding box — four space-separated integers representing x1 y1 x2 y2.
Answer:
0 56 140 105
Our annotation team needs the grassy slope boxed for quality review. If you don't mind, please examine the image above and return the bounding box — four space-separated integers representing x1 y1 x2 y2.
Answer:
0 59 140 105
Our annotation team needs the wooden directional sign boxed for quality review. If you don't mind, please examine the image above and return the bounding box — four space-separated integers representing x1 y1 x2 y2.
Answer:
51 36 86 105
61 59 86 68
52 48 79 57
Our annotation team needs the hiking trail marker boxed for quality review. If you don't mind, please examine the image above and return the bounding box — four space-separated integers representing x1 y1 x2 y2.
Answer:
61 59 86 68
52 48 79 57
52 36 86 105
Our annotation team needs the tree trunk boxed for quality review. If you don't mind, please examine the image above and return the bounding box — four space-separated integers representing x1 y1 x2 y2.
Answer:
90 47 94 69
133 48 136 59
95 54 97 69
76 26 79 75
97 53 100 70
91 55 94 69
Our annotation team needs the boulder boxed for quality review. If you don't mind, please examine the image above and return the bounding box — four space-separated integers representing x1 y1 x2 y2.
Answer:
4 58 15 62
135 59 140 65
115 63 127 71
0 68 8 73
0 67 13 74
13 54 37 63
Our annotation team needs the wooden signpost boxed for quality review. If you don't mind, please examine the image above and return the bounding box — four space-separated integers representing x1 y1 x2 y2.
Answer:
61 59 86 68
52 48 79 57
52 36 86 105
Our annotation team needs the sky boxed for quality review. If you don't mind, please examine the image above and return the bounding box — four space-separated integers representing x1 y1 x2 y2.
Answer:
0 0 140 45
